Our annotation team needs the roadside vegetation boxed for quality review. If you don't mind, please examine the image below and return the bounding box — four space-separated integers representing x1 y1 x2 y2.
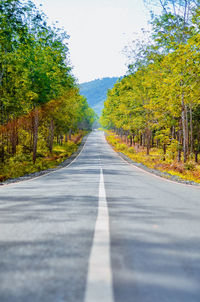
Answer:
101 1 200 183
0 0 96 181
0 131 86 182
106 131 200 183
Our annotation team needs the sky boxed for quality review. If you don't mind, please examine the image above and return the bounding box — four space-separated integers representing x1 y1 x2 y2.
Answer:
33 0 150 83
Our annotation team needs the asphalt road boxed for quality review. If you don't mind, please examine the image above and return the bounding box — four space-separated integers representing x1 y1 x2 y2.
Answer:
0 130 200 302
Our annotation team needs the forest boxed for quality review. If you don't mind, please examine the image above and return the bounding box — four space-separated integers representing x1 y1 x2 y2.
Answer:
101 0 200 182
0 0 96 181
79 77 119 116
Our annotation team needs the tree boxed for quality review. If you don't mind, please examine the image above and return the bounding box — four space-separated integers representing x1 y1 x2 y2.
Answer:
0 0 95 165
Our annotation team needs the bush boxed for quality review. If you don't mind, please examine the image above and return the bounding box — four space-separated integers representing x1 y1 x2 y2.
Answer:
166 139 179 160
128 147 135 154
116 143 127 151
184 161 196 171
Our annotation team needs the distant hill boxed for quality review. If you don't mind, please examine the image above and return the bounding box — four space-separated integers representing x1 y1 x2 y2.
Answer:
79 77 119 116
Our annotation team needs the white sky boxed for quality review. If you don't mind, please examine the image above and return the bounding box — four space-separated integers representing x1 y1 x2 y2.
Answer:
33 0 150 83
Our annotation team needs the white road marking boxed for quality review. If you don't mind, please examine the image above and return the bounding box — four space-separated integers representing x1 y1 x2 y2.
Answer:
84 167 114 302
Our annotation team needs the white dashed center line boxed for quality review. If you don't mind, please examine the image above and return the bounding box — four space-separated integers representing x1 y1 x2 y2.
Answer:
84 167 114 302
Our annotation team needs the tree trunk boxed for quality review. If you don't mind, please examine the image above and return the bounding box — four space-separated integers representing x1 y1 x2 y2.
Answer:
0 144 5 163
181 100 187 163
163 144 166 161
178 126 182 162
140 134 142 146
48 119 54 153
125 131 128 144
30 131 33 150
151 135 154 148
60 135 63 145
146 128 151 155
11 119 18 155
185 105 189 156
32 108 39 164
69 129 72 140
195 152 198 163
129 135 132 146
190 105 193 154
171 126 175 139
132 135 135 145
142 133 145 148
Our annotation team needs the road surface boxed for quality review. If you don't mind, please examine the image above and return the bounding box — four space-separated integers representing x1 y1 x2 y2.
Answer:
0 131 200 302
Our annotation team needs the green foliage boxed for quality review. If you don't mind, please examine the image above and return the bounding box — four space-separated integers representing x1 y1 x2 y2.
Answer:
0 0 95 171
115 143 127 151
184 161 196 171
0 135 83 181
128 147 135 154
107 131 200 183
101 2 200 165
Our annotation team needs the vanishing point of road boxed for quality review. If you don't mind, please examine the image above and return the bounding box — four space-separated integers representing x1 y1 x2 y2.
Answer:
0 131 200 302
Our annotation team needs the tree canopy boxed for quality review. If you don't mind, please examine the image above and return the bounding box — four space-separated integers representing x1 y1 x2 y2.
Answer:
0 0 96 164
101 0 200 163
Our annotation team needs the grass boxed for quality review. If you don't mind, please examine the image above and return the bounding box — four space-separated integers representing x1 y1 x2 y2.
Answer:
106 131 200 184
0 132 86 182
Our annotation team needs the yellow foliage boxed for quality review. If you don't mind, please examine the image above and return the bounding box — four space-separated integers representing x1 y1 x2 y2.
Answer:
0 134 84 182
106 132 200 184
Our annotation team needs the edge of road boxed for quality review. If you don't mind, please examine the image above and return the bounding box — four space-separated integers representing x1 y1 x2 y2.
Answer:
0 133 89 187
104 132 200 187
